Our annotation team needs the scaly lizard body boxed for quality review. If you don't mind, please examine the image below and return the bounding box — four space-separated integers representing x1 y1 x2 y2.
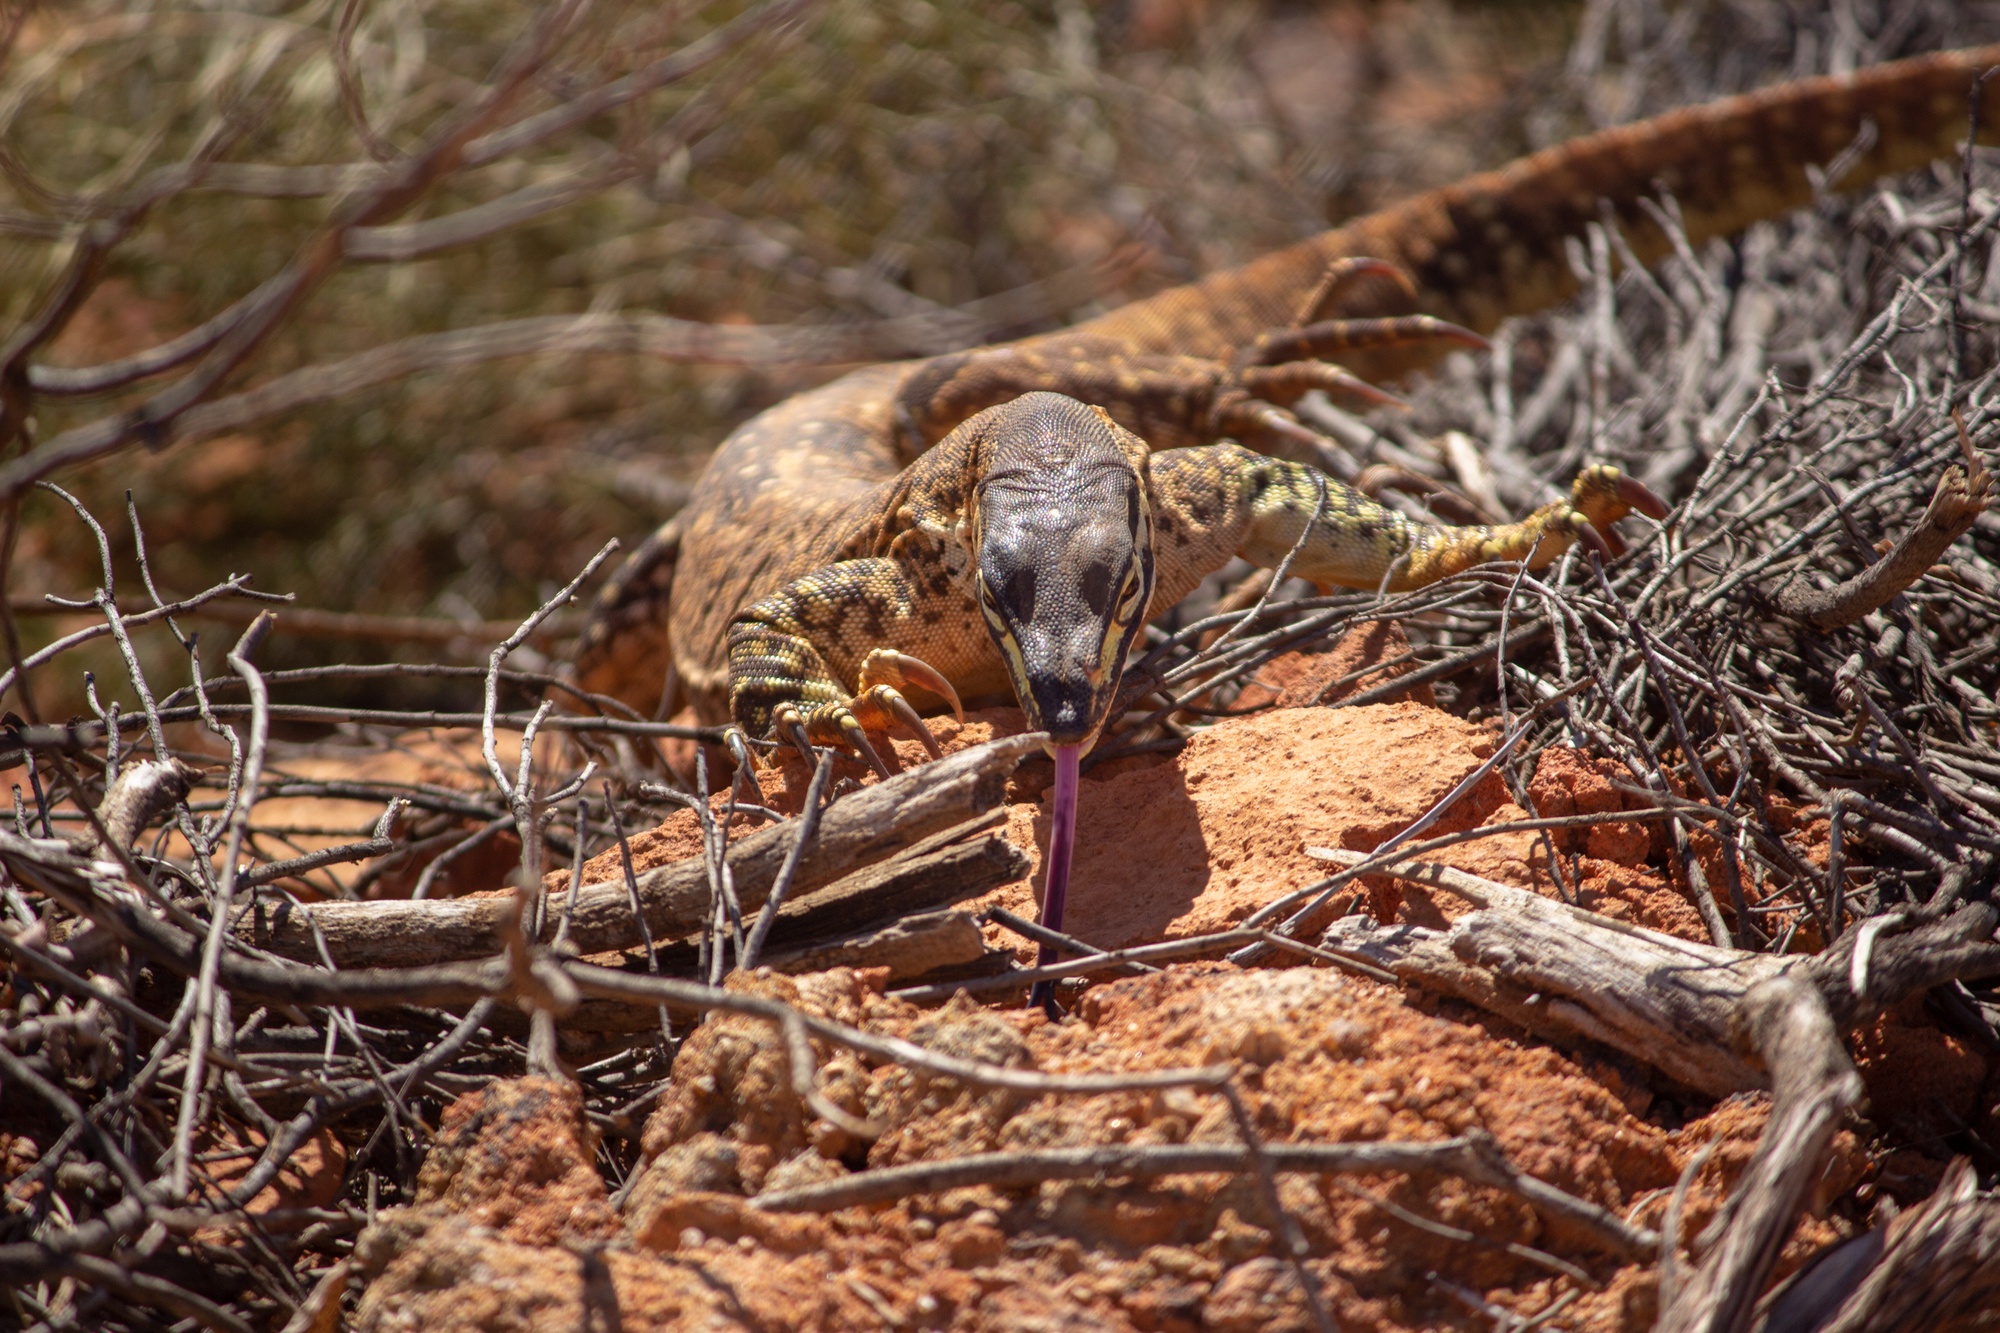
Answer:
575 46 2000 761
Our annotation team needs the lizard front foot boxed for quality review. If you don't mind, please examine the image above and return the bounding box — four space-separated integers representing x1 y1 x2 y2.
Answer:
769 651 965 779
1396 463 1669 586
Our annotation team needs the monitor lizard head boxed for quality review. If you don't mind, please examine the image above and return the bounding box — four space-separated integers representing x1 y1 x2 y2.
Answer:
971 392 1156 751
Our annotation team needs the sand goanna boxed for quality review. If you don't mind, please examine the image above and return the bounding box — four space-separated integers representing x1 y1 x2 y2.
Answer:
572 46 2000 993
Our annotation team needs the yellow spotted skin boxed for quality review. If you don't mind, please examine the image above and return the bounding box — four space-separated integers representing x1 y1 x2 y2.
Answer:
572 46 2000 746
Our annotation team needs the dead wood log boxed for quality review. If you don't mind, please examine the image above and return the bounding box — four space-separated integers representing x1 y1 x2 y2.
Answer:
542 909 998 1035
1659 971 1863 1333
237 734 1039 968
635 815 1026 974
753 811 1025 946
1313 848 2000 1333
1315 849 1785 1095
555 823 1028 1031
762 908 989 978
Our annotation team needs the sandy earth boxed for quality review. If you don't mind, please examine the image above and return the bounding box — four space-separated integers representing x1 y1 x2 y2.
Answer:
348 629 1992 1331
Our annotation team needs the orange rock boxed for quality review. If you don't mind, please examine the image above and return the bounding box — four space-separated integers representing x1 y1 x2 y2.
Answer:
1234 618 1437 710
992 702 1513 950
411 1077 618 1245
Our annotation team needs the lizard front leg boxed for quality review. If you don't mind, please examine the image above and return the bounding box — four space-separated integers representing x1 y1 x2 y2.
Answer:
1146 444 1668 601
727 558 970 777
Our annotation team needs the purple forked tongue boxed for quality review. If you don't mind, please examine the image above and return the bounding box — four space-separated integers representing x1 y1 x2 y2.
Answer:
1028 743 1081 1013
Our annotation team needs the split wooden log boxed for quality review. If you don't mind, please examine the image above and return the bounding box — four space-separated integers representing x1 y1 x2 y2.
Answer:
1312 847 2000 1333
762 907 989 979
745 811 1026 959
236 734 1039 968
1314 849 1784 1096
558 908 998 1034
556 818 1029 1030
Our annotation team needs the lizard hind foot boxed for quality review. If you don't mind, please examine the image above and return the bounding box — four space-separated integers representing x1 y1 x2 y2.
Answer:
1293 256 1420 326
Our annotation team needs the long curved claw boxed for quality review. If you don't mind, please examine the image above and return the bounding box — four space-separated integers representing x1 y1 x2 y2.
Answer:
773 705 817 767
1251 314 1490 367
836 711 893 779
1237 361 1410 412
861 649 964 723
1616 473 1671 522
723 727 767 804
1295 256 1420 325
1571 514 1614 561
880 688 945 762
1218 402 1358 460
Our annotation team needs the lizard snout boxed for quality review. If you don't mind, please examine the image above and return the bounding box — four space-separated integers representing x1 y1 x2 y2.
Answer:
1019 663 1104 748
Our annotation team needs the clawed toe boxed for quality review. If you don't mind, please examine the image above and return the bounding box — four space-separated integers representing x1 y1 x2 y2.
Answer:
1235 362 1409 412
881 690 946 761
1614 473 1670 522
1570 513 1614 560
724 728 767 803
1295 257 1420 325
860 649 965 722
776 667 957 779
1249 314 1490 367
773 706 817 767
835 711 893 779
1216 401 1335 455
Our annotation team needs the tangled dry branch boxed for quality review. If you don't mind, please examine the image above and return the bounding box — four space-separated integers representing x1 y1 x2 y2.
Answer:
6 1 2000 1331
